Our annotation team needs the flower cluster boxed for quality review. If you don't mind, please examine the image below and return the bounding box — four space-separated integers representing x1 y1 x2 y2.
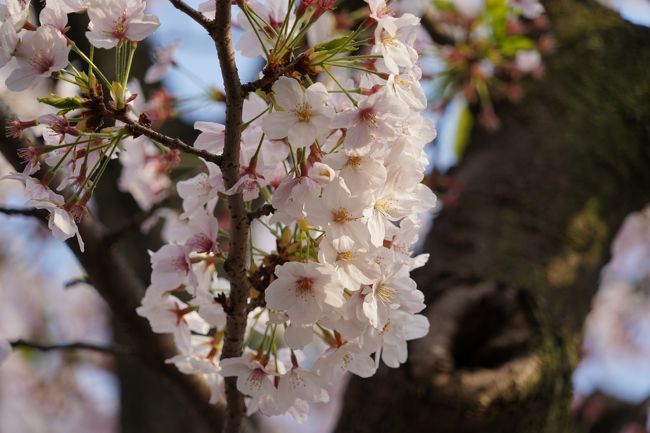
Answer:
417 0 552 130
135 0 436 421
1 0 437 423
1 0 162 248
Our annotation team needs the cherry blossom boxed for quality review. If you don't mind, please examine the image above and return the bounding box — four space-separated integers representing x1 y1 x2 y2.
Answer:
86 0 159 49
263 77 334 149
265 262 345 326
6 26 70 91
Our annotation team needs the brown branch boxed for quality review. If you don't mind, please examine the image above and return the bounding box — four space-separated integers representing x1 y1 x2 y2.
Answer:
0 206 46 218
209 2 251 432
247 204 275 222
420 9 456 46
0 100 228 432
168 0 213 32
11 339 132 356
101 106 223 166
241 53 309 94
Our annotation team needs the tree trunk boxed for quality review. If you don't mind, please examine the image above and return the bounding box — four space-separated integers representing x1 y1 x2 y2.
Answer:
335 1 650 432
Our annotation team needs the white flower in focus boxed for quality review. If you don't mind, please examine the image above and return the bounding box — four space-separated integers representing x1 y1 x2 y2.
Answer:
315 343 376 382
263 77 334 148
265 261 345 326
137 293 210 353
220 351 279 414
372 12 419 74
277 367 329 414
176 162 223 217
86 0 159 49
333 92 409 149
361 258 425 329
362 309 429 368
6 26 70 91
149 244 190 291
306 177 372 244
318 235 381 291
269 175 321 225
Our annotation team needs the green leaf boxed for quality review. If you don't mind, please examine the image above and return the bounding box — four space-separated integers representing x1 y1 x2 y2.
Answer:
37 96 86 111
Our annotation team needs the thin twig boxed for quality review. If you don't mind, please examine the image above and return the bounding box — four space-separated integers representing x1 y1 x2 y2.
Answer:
247 204 275 222
168 0 213 32
0 207 45 218
241 53 309 94
100 105 223 165
10 339 132 356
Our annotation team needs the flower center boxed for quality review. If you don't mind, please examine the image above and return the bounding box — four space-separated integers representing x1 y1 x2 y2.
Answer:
376 284 395 304
295 277 314 294
360 107 378 128
294 103 312 122
333 208 351 223
347 155 363 168
112 14 128 39
336 251 355 261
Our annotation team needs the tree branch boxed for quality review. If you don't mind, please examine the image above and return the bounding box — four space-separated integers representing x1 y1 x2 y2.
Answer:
103 106 223 166
168 0 213 32
11 339 132 356
241 53 309 94
247 204 275 222
0 206 46 218
209 2 250 432
420 9 456 47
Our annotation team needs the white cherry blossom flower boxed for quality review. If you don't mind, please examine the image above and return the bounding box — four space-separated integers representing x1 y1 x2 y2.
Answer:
315 342 376 382
372 12 419 73
318 235 381 291
306 177 372 244
263 77 334 148
137 293 209 353
265 261 345 326
360 258 425 329
333 92 409 149
6 26 70 91
277 367 329 413
220 351 279 414
363 309 429 368
86 0 159 49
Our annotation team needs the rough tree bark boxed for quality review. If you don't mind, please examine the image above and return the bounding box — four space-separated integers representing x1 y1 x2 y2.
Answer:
335 1 650 432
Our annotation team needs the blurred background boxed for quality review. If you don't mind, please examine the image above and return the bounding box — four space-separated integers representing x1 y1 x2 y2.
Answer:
2 0 650 432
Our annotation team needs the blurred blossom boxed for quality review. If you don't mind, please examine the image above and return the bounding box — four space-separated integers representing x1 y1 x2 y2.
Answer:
0 156 117 433
573 206 650 404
